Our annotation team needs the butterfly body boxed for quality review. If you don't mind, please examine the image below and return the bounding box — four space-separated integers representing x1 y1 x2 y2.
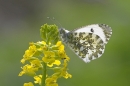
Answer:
59 24 112 63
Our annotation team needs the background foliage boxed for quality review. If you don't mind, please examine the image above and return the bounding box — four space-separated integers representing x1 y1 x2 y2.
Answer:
1 0 130 86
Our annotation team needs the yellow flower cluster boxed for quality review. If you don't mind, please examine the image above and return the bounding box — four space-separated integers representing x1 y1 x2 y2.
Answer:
19 24 72 86
23 82 34 86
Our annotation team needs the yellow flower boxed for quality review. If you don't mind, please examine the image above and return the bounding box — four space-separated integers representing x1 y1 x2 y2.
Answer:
21 45 37 64
30 59 42 68
42 51 55 65
58 67 72 79
58 60 72 79
34 75 42 85
18 64 38 76
47 60 61 67
23 82 34 86
46 76 58 86
21 58 26 64
56 41 64 51
56 41 62 47
58 50 70 61
46 82 58 86
58 44 64 51
57 46 65 58
55 41 70 60
62 71 72 79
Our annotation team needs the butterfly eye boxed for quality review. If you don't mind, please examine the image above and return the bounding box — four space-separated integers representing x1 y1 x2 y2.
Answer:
90 28 94 33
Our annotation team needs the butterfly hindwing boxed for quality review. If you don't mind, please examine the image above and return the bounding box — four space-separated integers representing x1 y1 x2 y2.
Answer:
66 32 105 62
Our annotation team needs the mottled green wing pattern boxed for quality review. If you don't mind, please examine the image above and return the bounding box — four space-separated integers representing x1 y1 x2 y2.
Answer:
59 24 112 63
66 32 105 62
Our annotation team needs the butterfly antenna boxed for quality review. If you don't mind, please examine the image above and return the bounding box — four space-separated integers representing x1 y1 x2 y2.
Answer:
47 17 63 28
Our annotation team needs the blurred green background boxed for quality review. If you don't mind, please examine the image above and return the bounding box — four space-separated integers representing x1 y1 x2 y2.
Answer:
1 0 130 86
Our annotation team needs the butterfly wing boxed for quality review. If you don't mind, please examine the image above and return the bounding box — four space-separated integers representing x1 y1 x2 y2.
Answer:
65 31 105 62
73 24 112 44
59 24 112 63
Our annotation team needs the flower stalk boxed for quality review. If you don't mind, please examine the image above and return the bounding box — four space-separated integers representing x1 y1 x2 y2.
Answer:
41 62 46 86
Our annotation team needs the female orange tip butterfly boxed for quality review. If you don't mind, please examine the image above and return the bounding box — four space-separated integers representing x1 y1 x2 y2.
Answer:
47 17 112 63
59 24 112 63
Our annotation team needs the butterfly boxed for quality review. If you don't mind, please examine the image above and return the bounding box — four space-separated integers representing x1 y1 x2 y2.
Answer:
59 24 112 63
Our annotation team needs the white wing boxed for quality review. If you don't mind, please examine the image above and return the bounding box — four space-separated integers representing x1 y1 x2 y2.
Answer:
73 24 112 44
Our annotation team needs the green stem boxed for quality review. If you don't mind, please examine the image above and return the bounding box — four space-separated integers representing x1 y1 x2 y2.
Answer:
41 62 47 86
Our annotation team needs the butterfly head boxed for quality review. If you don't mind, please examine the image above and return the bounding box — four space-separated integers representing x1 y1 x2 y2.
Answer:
59 28 70 42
